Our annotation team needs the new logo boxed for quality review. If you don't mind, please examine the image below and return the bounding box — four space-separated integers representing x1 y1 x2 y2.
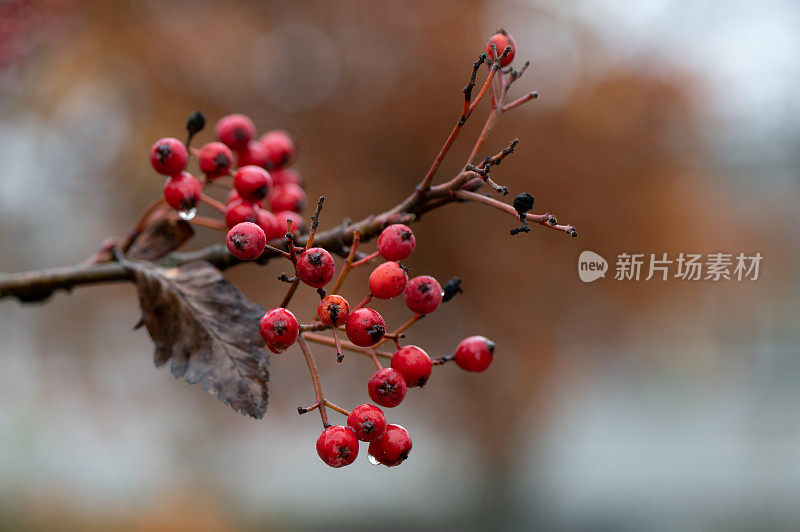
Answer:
578 251 608 283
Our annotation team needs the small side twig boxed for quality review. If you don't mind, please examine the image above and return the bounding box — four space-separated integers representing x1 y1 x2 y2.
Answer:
305 196 325 249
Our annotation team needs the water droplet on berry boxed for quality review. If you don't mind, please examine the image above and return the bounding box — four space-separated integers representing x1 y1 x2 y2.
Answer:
367 453 381 466
178 207 198 221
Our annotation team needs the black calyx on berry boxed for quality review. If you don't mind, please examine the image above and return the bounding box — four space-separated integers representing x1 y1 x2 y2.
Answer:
156 144 171 163
442 277 463 302
368 323 386 342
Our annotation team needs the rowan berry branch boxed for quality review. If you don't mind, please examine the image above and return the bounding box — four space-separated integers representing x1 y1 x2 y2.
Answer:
0 47 573 305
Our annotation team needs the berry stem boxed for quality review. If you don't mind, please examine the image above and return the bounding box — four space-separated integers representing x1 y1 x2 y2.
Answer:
278 231 302 308
354 293 373 310
298 322 336 333
432 354 455 366
374 314 422 348
331 327 344 363
503 91 539 112
350 251 379 268
323 400 351 417
200 194 227 213
329 230 360 294
132 197 167 233
296 334 329 428
187 215 228 231
263 245 292 260
279 281 300 308
464 65 518 168
465 108 497 167
302 332 392 365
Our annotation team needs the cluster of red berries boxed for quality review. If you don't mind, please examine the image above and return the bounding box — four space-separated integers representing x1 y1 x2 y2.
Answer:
144 28 522 469
257 223 496 468
149 113 307 255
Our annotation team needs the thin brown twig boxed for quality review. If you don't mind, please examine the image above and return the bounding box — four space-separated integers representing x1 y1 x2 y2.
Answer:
302 332 392 361
189 215 228 231
350 251 379 268
296 334 329 427
417 49 508 192
305 196 325 249
323 400 351 417
374 314 422 348
329 230 360 294
200 194 227 213
454 189 577 235
503 91 538 113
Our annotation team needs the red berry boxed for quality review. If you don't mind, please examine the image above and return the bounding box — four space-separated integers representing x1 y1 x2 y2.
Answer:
367 367 407 408
271 168 303 187
150 137 188 175
347 404 387 442
234 165 272 203
316 425 359 468
216 114 255 150
368 261 408 299
163 172 201 211
268 183 307 213
260 130 296 169
296 247 335 288
226 188 243 205
377 224 415 261
454 335 495 372
198 141 233 179
236 139 268 168
368 424 412 466
227 188 263 207
486 29 516 66
226 222 266 261
403 275 443 315
390 345 432 388
274 211 304 235
317 294 350 327
259 307 299 354
256 209 284 240
345 308 386 347
225 201 260 228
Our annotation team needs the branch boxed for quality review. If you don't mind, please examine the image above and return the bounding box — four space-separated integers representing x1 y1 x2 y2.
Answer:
0 49 571 305
0 262 134 302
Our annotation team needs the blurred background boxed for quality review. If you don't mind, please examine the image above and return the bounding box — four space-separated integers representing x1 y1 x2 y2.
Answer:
1 0 799 529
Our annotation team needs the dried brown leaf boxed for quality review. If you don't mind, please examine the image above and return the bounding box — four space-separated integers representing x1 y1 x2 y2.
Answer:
130 259 268 418
126 217 194 261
